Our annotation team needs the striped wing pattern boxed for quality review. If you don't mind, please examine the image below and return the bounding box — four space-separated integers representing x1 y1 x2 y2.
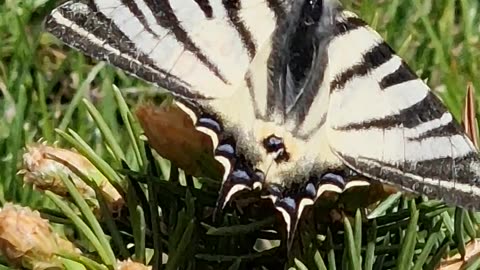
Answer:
45 0 480 245
45 0 287 99
323 11 480 209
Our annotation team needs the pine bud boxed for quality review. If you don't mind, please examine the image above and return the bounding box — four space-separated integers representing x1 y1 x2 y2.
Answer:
462 83 479 148
135 102 223 179
0 203 79 269
20 143 124 215
117 259 152 270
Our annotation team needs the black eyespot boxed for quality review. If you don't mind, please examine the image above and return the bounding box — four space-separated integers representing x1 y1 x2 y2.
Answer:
305 183 316 197
266 184 283 197
278 197 296 211
263 135 285 153
262 135 290 162
321 173 346 188
231 170 250 182
216 144 235 157
198 117 222 133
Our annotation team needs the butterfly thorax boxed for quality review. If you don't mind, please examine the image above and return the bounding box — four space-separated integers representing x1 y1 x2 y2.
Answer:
196 79 344 191
251 118 343 187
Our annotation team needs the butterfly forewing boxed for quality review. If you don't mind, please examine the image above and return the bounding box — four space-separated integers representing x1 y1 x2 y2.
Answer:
45 0 288 99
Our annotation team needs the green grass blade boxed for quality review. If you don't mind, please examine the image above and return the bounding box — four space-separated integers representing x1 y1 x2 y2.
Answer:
441 211 455 236
313 250 327 270
326 228 336 270
341 246 348 270
125 180 146 263
227 259 242 270
344 216 360 270
146 171 162 268
373 233 391 270
354 209 362 261
82 98 126 162
165 219 195 270
135 205 146 263
364 219 377 270
112 85 144 169
425 238 450 270
58 252 109 270
0 265 13 270
454 207 467 258
294 258 308 270
47 153 117 266
90 180 129 259
56 128 123 186
368 192 402 219
206 216 276 236
412 220 442 270
397 200 418 270
46 191 113 267
464 210 477 240
58 62 105 131
4 85 28 203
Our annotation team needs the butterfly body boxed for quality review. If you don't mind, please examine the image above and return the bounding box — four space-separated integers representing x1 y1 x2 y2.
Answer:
46 0 480 244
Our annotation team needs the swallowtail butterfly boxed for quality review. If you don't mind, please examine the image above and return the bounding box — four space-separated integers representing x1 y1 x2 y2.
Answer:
45 0 480 243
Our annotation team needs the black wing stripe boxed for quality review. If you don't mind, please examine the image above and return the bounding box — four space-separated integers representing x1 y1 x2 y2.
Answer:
334 16 368 36
78 3 162 71
143 0 230 84
120 0 162 39
194 0 214 18
341 154 480 209
404 153 478 183
380 62 417 89
223 0 257 60
330 41 394 92
266 0 287 19
408 121 462 142
245 71 264 119
46 3 209 99
335 92 448 131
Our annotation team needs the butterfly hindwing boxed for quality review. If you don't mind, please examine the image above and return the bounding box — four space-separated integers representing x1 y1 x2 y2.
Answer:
324 11 480 208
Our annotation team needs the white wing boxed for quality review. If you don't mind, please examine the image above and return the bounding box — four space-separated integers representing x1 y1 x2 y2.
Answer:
45 0 289 99
324 12 480 208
